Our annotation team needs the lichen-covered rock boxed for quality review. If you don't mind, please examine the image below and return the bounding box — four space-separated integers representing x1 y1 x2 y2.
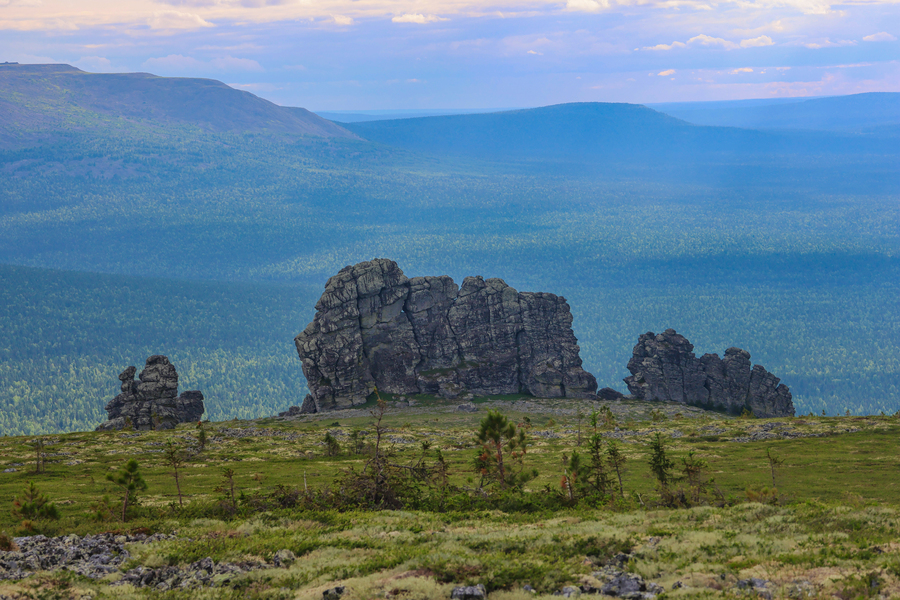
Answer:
295 259 597 413
624 330 793 417
96 356 205 431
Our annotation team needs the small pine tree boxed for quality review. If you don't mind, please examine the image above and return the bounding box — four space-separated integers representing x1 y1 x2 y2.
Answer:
680 450 709 504
216 468 237 514
765 447 784 488
31 439 45 475
164 440 186 507
324 432 341 457
475 410 535 490
586 433 613 496
606 440 627 499
648 433 675 489
12 481 60 525
106 459 147 521
197 421 207 451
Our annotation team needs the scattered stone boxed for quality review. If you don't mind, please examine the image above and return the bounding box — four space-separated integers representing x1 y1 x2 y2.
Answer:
624 329 794 417
787 580 815 598
2 469 16 473
278 406 302 417
456 403 478 413
322 586 345 600
295 259 597 413
96 356 205 431
672 581 683 590
451 584 486 599
597 387 626 401
556 585 581 597
272 549 296 567
591 566 663 599
736 578 773 600
523 584 536 593
0 532 173 581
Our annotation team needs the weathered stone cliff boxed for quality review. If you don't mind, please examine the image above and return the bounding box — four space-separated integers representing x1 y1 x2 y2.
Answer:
624 329 794 417
294 259 597 413
96 355 205 430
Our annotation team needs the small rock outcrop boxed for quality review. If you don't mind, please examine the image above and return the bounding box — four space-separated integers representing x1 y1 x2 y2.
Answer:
624 329 794 417
96 355 205 431
294 259 597 413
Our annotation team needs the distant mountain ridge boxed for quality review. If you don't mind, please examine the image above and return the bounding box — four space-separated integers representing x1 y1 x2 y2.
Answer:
342 101 899 160
655 93 900 132
0 63 355 146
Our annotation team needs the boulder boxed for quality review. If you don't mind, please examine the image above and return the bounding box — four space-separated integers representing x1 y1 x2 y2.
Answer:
624 330 794 417
295 259 597 413
96 356 205 431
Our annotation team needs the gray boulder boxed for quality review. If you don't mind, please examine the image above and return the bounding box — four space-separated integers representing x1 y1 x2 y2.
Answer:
295 259 597 413
624 330 793 417
97 356 205 431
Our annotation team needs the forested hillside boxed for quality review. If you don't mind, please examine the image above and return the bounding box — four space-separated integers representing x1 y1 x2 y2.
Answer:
0 264 319 435
1 68 899 435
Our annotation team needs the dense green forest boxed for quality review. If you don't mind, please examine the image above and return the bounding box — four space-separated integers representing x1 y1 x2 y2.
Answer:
1 100 899 435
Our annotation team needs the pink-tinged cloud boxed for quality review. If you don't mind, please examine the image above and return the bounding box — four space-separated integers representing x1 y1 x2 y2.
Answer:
392 14 447 23
147 11 214 30
658 69 675 76
863 32 897 42
741 35 774 47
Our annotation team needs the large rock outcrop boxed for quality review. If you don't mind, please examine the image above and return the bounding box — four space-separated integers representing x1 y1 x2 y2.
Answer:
294 259 597 413
96 355 205 431
624 329 794 417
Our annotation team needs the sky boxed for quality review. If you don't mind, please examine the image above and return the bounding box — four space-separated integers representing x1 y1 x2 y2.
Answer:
1 0 898 109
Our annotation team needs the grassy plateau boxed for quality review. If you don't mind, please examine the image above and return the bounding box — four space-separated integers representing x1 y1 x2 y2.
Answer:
1 398 899 599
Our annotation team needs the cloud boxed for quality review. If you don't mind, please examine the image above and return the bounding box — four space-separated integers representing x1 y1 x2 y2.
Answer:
210 56 263 71
804 39 856 49
687 34 739 49
527 49 543 55
391 14 447 24
645 33 775 52
658 69 675 76
740 35 774 47
328 14 353 25
142 54 205 72
643 34 738 51
729 67 754 74
565 0 610 12
644 41 687 51
863 32 897 42
147 11 213 30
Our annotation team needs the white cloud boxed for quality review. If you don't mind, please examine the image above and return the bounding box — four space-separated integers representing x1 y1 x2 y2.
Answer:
210 56 263 71
643 41 687 51
804 39 856 49
142 54 205 72
391 13 447 23
730 67 754 73
147 11 213 30
658 69 675 76
740 35 774 47
688 34 739 49
565 0 610 12
863 32 897 42
527 49 543 55
328 14 353 25
645 33 775 52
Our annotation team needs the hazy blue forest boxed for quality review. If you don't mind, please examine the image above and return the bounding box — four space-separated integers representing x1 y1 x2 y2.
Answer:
1 70 899 435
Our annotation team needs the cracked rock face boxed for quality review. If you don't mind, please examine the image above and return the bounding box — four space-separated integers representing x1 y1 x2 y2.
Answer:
624 329 794 417
97 355 205 431
295 259 597 413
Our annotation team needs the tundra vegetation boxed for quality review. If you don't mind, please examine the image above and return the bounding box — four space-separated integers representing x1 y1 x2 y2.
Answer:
0 397 899 598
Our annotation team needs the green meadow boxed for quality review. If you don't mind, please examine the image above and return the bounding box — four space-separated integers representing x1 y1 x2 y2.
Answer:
1 400 899 599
